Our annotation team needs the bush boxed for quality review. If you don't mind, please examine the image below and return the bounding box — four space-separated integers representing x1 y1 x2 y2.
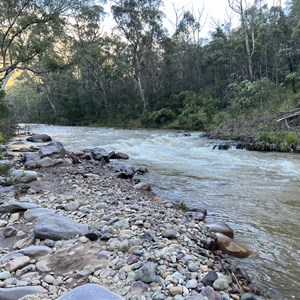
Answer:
285 132 298 145
226 78 275 111
177 109 207 130
256 132 280 144
0 132 5 144
0 162 13 177
140 108 176 127
0 118 15 142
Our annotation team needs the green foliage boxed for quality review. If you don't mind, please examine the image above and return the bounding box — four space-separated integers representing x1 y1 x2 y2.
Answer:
226 78 275 111
178 202 188 211
4 0 300 134
256 132 280 144
285 132 298 145
0 132 5 144
0 162 13 177
140 108 176 127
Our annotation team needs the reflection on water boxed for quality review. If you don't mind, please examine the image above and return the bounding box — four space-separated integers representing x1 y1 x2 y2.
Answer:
29 124 300 300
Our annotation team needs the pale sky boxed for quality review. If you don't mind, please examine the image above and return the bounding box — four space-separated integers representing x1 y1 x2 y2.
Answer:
104 0 288 39
163 0 287 37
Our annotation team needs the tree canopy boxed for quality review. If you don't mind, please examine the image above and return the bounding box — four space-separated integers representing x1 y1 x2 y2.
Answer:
2 0 300 131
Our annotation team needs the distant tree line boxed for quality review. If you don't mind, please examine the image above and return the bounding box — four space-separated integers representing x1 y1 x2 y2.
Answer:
1 0 300 131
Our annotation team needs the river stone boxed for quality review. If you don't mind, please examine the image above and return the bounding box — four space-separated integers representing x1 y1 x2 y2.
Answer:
38 157 55 168
213 274 230 291
24 161 39 169
134 262 157 283
169 286 183 296
64 201 80 212
0 286 47 300
162 229 179 239
34 214 88 240
206 222 234 239
111 152 129 160
200 286 223 300
0 220 8 227
216 233 250 258
5 256 31 272
2 226 18 237
38 142 66 159
57 284 124 300
241 293 262 300
130 281 148 294
91 148 109 161
186 279 198 289
202 270 218 286
0 202 39 213
26 134 52 143
23 153 40 162
24 208 56 221
16 245 53 257
9 170 38 183
0 271 11 280
115 164 135 179
133 182 151 191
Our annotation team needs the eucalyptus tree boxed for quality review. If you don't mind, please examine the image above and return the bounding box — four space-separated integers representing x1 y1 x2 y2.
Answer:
228 0 268 80
0 0 94 91
112 0 164 109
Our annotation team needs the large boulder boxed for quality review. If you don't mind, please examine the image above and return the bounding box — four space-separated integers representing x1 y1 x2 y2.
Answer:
38 141 66 159
57 284 124 300
26 134 52 143
215 233 251 258
34 214 88 240
206 222 234 239
24 208 56 221
0 202 39 213
115 164 135 179
9 170 38 183
0 286 47 300
91 148 109 162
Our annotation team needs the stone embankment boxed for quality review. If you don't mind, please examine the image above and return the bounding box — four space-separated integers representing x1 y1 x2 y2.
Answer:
0 133 268 300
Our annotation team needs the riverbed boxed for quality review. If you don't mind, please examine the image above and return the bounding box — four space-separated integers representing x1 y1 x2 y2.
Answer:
27 124 300 300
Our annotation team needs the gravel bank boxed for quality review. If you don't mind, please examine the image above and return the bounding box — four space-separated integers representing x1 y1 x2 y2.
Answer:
0 134 269 300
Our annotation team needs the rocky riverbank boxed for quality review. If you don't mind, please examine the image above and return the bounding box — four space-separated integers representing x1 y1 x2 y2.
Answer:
0 133 269 300
209 114 300 153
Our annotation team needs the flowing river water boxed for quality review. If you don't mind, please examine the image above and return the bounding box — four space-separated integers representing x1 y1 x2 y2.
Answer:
28 124 300 300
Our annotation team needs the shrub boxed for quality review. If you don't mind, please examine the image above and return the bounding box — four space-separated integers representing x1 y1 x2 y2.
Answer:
285 132 298 145
140 108 176 127
0 132 5 144
0 162 13 177
257 132 280 144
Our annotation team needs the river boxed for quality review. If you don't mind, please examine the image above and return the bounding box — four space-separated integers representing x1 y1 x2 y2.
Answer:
27 124 300 300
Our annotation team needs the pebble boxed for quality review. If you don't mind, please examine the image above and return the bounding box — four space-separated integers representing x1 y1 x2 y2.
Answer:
3 226 18 237
5 256 31 272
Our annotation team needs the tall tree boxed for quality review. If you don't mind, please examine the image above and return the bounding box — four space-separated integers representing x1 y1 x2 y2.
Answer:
112 0 164 109
0 0 92 91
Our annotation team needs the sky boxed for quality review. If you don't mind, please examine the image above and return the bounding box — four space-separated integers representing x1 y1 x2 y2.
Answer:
104 0 288 39
162 0 287 37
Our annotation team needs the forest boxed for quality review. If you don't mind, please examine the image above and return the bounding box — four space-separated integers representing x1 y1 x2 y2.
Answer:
1 0 300 141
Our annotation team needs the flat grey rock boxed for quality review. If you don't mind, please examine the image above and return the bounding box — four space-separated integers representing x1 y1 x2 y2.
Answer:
9 170 38 183
0 286 47 300
38 142 66 159
57 284 124 300
34 214 88 240
24 208 56 220
0 202 39 213
17 245 53 257
26 134 52 142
